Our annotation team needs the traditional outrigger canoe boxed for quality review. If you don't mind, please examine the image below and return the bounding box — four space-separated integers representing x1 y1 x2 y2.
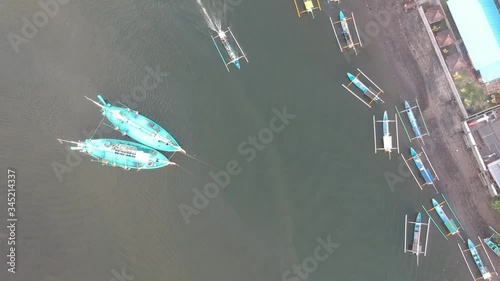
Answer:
346 73 381 103
211 28 248 72
293 0 321 18
405 101 422 138
484 226 500 257
59 138 174 170
432 198 459 236
468 239 492 280
412 213 423 266
86 95 184 153
404 213 430 266
410 147 434 185
339 11 354 49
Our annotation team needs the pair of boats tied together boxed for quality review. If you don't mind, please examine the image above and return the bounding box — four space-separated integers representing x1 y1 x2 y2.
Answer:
58 95 184 170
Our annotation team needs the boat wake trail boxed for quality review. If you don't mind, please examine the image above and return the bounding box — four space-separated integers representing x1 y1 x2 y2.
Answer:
196 0 221 32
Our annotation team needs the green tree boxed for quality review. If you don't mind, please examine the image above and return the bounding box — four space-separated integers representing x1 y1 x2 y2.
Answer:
491 197 500 212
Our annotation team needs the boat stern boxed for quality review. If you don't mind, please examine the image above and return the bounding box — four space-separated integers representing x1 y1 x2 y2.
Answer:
383 135 392 151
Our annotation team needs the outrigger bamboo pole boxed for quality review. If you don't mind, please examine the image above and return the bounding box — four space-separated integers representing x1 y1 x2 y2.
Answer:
441 194 464 230
396 106 412 142
352 13 362 47
422 205 448 240
330 17 343 52
401 154 423 190
357 68 384 93
373 115 377 154
479 236 498 276
457 243 476 281
404 215 408 253
228 28 249 63
416 99 430 136
421 146 439 181
293 0 301 17
395 114 400 154
424 218 430 256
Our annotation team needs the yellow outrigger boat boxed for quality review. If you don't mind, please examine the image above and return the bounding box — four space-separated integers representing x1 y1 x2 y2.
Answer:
293 0 321 18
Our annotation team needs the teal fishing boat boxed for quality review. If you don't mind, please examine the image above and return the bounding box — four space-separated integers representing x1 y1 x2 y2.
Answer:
412 213 423 266
410 147 434 185
432 198 459 235
58 138 174 170
468 239 492 280
404 213 429 266
85 95 184 153
484 226 500 257
405 101 422 138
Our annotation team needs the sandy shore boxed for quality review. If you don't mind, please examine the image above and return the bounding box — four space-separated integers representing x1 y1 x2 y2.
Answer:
361 0 500 261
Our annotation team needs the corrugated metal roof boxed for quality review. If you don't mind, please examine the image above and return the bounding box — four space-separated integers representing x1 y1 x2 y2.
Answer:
488 158 500 187
448 0 500 82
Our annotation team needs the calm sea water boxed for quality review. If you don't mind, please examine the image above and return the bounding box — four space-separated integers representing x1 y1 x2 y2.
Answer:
0 0 472 280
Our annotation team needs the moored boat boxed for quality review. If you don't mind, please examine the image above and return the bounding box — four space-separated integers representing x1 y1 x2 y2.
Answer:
62 138 173 170
432 198 459 235
412 213 423 266
86 95 184 153
339 11 354 48
468 239 492 280
346 73 381 103
484 226 500 257
410 147 433 184
405 101 422 138
218 31 241 68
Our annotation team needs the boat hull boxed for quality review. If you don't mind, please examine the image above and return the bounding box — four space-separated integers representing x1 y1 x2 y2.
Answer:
410 147 433 184
79 139 170 170
347 73 368 93
468 239 491 280
339 11 354 48
405 101 422 137
97 95 182 152
412 213 422 254
432 198 459 235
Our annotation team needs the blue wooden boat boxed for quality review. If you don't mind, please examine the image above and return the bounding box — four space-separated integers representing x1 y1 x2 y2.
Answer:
484 226 500 257
339 11 354 49
60 138 173 170
432 198 459 235
405 101 422 138
410 147 433 185
412 213 423 266
211 28 248 71
346 72 381 103
86 95 184 153
468 239 492 280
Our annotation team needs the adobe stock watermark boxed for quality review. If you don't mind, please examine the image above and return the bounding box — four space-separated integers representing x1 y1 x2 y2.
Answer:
110 267 135 281
8 0 70 54
342 13 391 63
384 155 412 192
223 0 243 15
178 106 297 224
52 65 169 182
282 235 340 281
